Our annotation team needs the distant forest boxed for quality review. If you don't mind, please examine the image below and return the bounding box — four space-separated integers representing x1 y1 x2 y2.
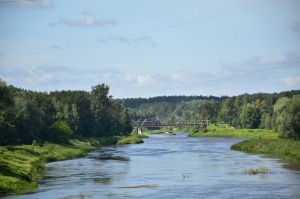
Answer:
116 90 300 140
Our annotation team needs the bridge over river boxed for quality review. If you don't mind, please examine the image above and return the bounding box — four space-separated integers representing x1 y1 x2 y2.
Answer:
131 117 211 134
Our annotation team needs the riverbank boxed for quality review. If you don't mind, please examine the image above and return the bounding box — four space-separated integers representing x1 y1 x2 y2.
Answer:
0 135 143 196
188 124 278 139
188 124 300 163
231 139 300 162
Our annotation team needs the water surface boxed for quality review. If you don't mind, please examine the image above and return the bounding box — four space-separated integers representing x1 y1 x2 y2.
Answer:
5 132 300 198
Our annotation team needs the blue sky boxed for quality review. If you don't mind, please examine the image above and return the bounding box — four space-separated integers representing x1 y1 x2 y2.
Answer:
0 0 299 98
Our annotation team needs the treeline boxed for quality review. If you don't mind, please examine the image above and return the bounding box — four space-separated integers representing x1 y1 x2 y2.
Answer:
120 90 300 140
0 81 132 145
197 91 300 140
115 95 228 108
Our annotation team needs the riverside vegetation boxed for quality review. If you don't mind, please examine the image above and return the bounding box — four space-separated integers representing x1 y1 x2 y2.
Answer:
0 135 144 195
188 124 300 162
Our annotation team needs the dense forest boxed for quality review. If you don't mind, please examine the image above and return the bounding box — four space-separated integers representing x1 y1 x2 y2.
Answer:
0 80 132 145
1 78 300 145
118 90 300 140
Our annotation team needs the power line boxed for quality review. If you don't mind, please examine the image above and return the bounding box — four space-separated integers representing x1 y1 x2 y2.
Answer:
0 0 283 60
120 61 300 98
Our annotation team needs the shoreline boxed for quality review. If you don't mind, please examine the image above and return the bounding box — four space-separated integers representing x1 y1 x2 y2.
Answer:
188 124 300 163
0 135 143 196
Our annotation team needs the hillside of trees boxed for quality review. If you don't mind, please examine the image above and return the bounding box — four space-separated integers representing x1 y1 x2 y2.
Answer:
0 80 132 145
117 91 300 140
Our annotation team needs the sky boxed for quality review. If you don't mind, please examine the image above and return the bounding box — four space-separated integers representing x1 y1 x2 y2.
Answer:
0 0 299 98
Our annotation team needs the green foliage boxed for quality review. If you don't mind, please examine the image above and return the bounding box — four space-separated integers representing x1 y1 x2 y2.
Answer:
48 121 73 144
0 137 119 195
240 103 261 129
273 95 300 140
117 135 144 145
231 139 300 162
0 80 133 145
189 124 278 139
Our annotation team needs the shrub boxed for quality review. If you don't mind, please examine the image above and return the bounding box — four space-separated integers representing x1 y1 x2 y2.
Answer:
48 121 73 144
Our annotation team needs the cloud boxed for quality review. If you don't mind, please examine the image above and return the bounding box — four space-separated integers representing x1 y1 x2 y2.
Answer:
0 0 54 8
282 75 300 86
58 12 118 27
136 75 156 87
0 62 124 92
257 54 288 65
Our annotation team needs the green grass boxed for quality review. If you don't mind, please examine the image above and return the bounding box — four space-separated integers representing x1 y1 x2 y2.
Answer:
189 124 278 139
0 137 119 196
189 124 300 163
231 138 300 162
117 134 145 145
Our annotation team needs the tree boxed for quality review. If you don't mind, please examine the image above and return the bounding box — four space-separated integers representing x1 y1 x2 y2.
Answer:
274 95 300 140
90 84 112 136
240 103 261 129
0 80 17 145
48 121 73 144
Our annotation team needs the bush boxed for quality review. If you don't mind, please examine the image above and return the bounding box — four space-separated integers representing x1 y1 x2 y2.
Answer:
48 121 73 144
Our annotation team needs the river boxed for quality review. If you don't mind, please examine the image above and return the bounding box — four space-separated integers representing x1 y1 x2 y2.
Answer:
5 132 300 198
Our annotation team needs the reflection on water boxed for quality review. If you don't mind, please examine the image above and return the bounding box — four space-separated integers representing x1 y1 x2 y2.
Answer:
4 132 300 199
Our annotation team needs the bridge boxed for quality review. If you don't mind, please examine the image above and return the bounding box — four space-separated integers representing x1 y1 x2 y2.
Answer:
131 117 211 135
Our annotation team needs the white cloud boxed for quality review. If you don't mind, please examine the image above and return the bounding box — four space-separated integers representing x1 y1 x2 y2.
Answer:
59 12 118 27
137 75 156 87
257 54 287 65
26 71 53 83
171 73 186 81
282 75 300 86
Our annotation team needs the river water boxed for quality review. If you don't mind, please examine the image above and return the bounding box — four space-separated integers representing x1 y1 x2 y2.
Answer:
5 132 300 199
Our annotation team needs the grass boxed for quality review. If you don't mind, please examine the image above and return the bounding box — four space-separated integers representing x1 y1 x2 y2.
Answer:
242 166 271 174
117 134 145 145
188 124 278 139
0 137 119 196
231 138 300 162
188 124 300 163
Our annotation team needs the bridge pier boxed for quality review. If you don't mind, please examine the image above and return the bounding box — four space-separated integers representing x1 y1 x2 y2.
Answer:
137 127 142 135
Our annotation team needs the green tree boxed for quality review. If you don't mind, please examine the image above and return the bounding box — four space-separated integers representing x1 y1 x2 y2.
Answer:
90 84 112 136
0 80 17 145
240 103 261 129
48 121 73 144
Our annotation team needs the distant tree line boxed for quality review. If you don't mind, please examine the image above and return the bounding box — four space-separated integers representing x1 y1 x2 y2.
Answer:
0 80 132 145
120 90 300 140
115 95 228 109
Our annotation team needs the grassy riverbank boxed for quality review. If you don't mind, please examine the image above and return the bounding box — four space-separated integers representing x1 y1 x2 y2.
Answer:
0 137 118 195
231 139 300 162
189 124 300 163
188 124 278 139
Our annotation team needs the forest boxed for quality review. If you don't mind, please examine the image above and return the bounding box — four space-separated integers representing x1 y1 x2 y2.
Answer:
119 90 300 140
1 78 300 145
0 80 132 145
